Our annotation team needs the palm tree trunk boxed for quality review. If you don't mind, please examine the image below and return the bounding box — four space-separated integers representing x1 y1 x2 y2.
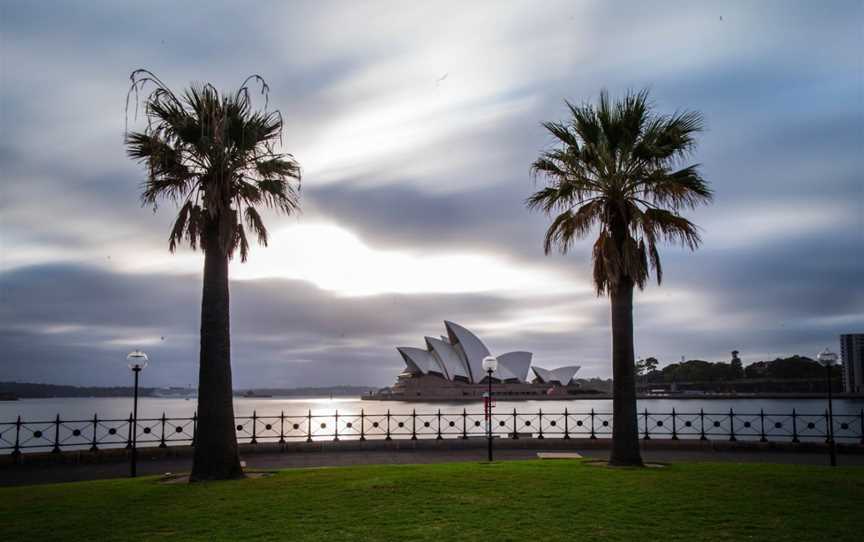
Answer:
608 278 644 466
190 223 243 481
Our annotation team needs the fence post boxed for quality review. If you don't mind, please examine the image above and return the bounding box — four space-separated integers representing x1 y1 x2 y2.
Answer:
824 409 830 444
671 408 678 440
728 408 736 442
791 409 799 443
411 409 417 440
435 409 442 440
699 408 706 441
759 409 767 442
306 410 312 443
333 410 340 441
538 409 544 439
564 408 570 440
462 408 468 439
191 411 197 447
12 416 21 459
125 412 134 449
643 408 650 440
51 414 61 453
279 411 286 445
90 413 99 452
158 412 168 448
512 408 518 439
360 409 366 441
251 411 258 445
589 408 597 439
386 410 392 441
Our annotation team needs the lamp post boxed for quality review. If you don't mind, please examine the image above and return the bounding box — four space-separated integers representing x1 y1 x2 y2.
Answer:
817 348 838 467
126 350 148 477
482 355 498 462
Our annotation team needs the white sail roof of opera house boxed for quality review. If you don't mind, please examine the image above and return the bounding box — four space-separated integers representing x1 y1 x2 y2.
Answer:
424 337 471 381
496 351 533 382
443 321 492 383
531 365 582 386
396 321 575 385
397 347 445 377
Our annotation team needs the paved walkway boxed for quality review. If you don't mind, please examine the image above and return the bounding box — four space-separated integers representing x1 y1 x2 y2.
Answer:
2 448 862 487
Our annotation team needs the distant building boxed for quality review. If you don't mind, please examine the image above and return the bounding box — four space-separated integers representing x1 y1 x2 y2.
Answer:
365 321 589 400
840 333 864 394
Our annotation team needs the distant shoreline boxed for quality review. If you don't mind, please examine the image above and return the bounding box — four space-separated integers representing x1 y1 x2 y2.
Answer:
0 382 375 400
364 392 864 402
4 381 862 402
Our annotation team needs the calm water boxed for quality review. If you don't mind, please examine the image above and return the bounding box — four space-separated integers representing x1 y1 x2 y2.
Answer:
2 396 862 422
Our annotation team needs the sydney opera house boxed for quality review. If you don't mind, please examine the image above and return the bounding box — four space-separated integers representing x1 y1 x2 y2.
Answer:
365 321 584 401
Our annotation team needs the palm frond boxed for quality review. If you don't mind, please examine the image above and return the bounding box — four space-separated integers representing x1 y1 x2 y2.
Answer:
235 222 250 263
168 201 193 253
541 120 580 151
591 230 614 295
651 110 705 162
244 207 268 246
640 208 702 250
642 165 712 209
541 199 603 255
647 236 663 284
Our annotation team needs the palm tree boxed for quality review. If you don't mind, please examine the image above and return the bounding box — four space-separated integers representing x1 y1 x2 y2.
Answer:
125 70 301 480
527 89 711 466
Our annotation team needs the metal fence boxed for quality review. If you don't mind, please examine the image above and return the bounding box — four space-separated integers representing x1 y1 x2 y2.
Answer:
2 408 863 455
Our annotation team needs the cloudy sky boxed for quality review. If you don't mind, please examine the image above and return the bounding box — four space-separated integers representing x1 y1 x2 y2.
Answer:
1 1 862 388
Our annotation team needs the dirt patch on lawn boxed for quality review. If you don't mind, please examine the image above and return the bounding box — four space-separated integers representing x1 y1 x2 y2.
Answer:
582 459 667 468
158 471 276 484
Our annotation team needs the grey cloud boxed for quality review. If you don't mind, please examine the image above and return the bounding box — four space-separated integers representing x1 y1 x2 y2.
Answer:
1 264 524 387
306 179 548 256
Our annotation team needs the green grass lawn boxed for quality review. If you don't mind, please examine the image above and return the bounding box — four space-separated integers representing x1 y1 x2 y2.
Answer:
1 460 861 541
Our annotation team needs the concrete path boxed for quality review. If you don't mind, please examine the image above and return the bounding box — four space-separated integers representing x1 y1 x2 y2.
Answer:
2 447 862 487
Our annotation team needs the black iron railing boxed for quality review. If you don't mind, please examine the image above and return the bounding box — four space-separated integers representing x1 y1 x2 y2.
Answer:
2 408 863 455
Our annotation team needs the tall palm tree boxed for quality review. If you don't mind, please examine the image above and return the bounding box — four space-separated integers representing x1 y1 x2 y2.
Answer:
527 89 711 466
125 70 301 480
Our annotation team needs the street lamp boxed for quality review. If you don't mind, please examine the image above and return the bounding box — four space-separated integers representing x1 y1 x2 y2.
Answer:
482 355 498 462
816 348 838 467
126 350 148 477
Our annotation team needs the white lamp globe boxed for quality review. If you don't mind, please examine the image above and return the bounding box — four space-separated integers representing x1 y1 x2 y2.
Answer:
816 348 838 367
482 356 498 373
126 350 149 370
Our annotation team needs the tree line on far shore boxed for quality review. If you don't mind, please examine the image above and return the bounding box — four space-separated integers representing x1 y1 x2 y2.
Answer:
636 355 842 385
0 382 376 400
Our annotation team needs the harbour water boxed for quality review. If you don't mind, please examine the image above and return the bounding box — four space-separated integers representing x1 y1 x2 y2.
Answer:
2 396 862 422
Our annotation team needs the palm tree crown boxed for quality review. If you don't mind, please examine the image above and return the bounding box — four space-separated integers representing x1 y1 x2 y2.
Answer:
528 89 712 295
125 69 301 261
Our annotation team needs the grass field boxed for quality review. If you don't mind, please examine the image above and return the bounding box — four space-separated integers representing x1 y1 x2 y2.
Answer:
1 460 861 541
